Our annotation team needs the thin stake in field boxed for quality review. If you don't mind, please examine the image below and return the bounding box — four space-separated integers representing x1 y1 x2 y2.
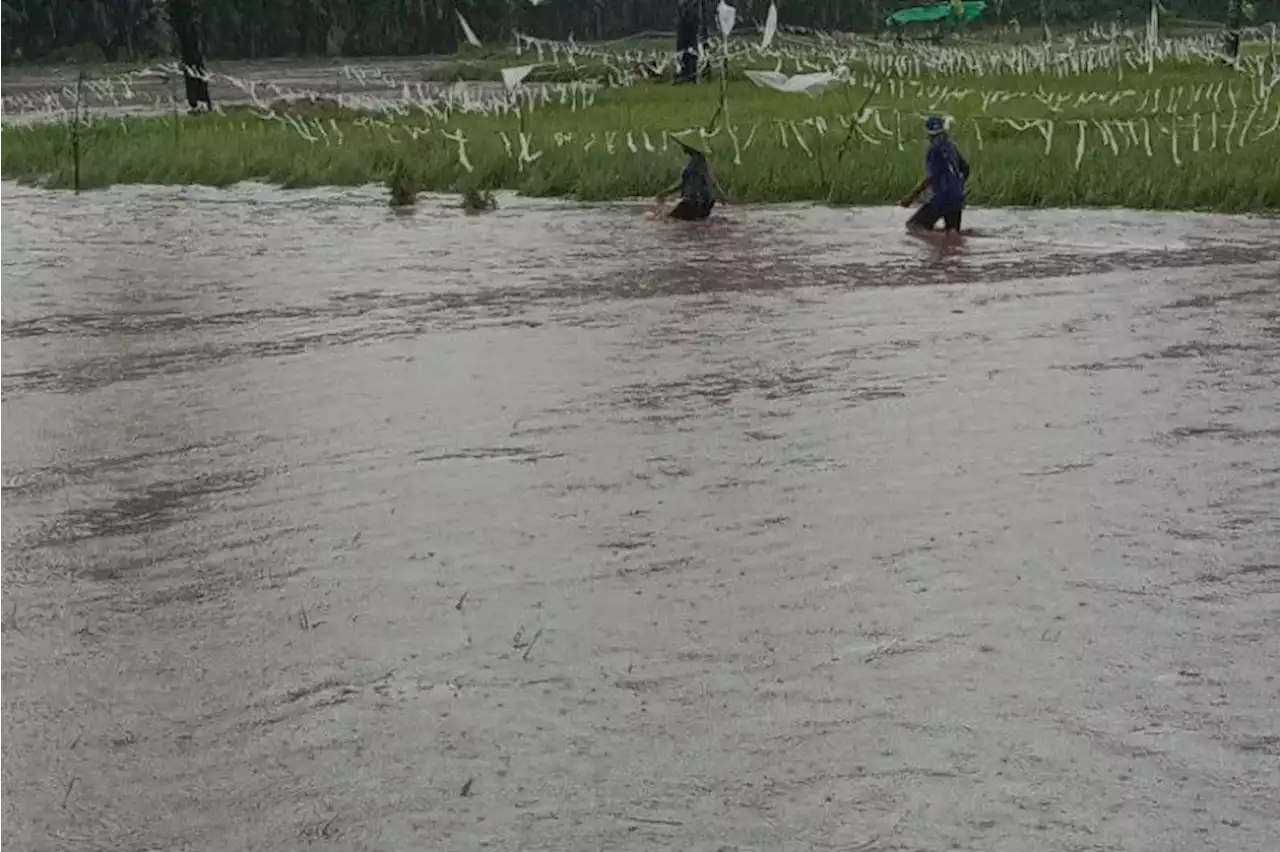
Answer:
69 70 84 194
827 75 884 202
171 69 181 149
703 1 737 137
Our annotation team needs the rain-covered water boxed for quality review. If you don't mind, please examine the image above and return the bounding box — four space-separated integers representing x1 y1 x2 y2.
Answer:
3 183 1279 851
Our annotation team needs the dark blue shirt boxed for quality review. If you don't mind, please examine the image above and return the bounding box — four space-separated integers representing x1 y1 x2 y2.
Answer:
681 154 713 205
926 137 969 209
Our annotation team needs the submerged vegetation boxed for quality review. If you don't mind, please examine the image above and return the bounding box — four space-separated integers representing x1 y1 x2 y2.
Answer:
459 186 499 212
4 27 1280 213
386 158 417 207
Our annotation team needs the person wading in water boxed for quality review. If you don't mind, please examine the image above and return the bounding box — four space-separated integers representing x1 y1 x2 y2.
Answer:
900 115 971 237
655 138 730 221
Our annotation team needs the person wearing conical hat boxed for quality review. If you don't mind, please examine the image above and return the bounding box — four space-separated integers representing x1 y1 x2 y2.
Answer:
900 114 970 236
655 135 730 221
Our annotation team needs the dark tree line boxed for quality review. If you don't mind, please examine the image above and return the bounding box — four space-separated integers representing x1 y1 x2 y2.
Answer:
2 0 1272 64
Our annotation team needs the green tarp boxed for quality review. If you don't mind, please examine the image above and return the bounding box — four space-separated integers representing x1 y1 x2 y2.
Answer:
886 1 987 27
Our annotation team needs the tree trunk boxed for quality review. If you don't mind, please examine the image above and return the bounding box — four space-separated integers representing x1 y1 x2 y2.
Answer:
1224 0 1242 60
296 0 311 55
114 0 135 61
698 0 711 81
168 0 211 111
675 0 699 83
315 5 330 57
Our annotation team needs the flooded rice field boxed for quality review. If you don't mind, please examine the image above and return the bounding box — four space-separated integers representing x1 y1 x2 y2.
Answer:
2 183 1279 851
2 55 448 99
2 58 534 125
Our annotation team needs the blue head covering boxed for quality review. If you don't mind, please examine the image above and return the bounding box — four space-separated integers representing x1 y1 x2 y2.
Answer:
925 115 946 136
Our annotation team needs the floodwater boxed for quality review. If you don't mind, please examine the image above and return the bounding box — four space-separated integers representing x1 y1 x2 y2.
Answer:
3 183 1279 852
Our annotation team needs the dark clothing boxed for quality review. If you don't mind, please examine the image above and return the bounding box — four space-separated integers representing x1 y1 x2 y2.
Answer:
675 0 700 83
679 154 714 207
908 199 962 232
664 150 717 220
669 198 715 220
676 47 698 85
925 135 969 210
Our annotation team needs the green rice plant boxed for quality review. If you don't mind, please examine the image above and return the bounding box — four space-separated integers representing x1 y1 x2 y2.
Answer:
4 58 1278 213
387 158 417 207
459 186 498 212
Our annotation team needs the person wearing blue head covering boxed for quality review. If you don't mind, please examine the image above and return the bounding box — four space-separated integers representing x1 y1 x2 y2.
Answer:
900 115 971 235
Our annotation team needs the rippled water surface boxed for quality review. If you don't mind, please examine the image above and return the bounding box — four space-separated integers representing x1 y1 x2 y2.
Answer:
3 183 1279 851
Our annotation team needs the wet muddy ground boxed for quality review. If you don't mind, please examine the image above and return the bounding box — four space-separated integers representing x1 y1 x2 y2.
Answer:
3 184 1279 851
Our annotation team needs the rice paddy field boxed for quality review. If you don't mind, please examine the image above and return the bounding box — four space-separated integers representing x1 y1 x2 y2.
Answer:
3 27 1280 211
7 22 1280 852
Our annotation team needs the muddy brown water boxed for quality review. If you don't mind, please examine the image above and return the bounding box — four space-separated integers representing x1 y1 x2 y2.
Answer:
3 183 1279 851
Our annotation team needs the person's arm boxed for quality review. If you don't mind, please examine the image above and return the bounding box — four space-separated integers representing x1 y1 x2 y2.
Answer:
959 151 971 181
900 174 929 207
655 180 682 201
